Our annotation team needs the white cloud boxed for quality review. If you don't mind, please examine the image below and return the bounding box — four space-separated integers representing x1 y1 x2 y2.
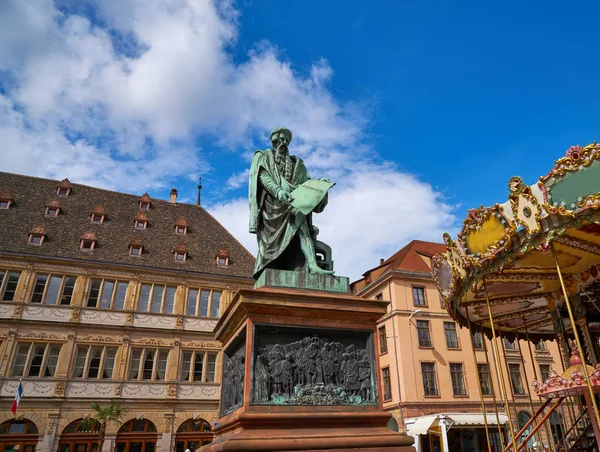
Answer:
0 0 458 278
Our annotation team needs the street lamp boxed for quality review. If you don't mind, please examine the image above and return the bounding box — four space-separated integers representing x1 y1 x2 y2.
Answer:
408 309 423 325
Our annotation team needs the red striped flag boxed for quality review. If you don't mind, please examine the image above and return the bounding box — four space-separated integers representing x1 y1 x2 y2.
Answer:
11 382 23 415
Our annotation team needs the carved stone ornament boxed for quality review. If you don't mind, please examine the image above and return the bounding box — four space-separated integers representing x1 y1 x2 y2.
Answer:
54 381 67 397
114 383 123 397
70 309 81 321
78 335 121 344
176 316 184 327
167 383 178 399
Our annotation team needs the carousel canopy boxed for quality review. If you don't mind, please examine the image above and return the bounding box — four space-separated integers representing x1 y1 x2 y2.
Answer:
433 142 600 340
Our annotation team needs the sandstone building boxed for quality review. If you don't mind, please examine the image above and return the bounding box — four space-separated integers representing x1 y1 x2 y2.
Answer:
352 240 567 452
0 172 255 452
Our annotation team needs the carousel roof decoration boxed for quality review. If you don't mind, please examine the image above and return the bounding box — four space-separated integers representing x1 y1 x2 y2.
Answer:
432 142 600 339
532 348 600 398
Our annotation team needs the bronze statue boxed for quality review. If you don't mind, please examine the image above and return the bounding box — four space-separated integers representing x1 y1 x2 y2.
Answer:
249 127 334 279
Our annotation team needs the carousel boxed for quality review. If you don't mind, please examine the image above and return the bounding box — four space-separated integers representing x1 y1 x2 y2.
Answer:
432 142 600 451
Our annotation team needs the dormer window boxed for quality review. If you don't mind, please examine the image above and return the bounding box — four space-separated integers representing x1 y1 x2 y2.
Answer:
45 200 61 217
175 217 189 235
139 193 151 210
91 206 105 224
174 244 188 262
129 237 144 256
80 232 96 251
135 212 148 229
28 225 47 246
57 178 72 197
0 191 13 209
176 226 187 234
216 247 229 267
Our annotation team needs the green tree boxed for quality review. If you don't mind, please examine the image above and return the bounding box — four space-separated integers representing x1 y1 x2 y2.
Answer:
79 402 126 452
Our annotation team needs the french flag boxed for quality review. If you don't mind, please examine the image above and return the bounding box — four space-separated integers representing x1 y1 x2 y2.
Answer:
11 382 23 415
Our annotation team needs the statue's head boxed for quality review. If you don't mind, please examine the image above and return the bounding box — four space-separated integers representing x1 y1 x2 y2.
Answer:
270 127 292 154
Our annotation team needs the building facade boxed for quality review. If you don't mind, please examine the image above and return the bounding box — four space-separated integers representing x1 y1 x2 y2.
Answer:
352 240 567 452
0 172 255 452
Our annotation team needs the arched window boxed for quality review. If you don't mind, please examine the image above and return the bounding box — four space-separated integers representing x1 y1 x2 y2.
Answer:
58 420 101 452
0 419 39 452
175 419 213 452
516 411 534 448
116 419 157 452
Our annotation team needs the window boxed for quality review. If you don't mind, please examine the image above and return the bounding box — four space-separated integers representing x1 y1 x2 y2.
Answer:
80 239 95 251
128 348 169 381
135 220 147 229
130 246 143 256
30 274 77 305
478 363 492 395
139 202 150 210
450 363 466 396
28 234 44 245
472 331 484 350
0 270 21 301
87 279 128 310
12 343 62 378
503 337 516 350
444 322 459 349
378 326 388 354
138 283 176 314
382 367 392 400
412 287 426 306
375 293 383 301
72 346 117 379
91 214 104 224
186 288 222 317
416 320 431 347
180 351 218 382
540 364 551 382
217 257 228 266
176 226 187 235
45 207 59 216
509 363 525 395
535 341 547 352
175 252 187 262
0 200 10 209
421 362 438 396
57 187 70 197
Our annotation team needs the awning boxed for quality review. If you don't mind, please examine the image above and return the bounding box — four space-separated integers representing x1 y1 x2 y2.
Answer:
406 415 438 435
406 413 508 435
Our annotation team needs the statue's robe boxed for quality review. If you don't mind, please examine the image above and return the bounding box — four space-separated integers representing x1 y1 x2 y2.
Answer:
249 148 326 279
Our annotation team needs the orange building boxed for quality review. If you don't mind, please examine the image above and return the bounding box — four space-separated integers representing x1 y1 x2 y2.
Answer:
352 240 568 452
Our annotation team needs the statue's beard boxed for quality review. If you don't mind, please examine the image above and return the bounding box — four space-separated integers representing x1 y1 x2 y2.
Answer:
275 142 288 154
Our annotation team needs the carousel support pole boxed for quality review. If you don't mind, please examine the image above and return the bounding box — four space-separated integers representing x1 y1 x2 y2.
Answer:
577 317 598 366
552 330 579 444
516 334 546 451
551 242 600 445
466 307 492 450
483 281 519 452
524 327 556 451
483 330 507 450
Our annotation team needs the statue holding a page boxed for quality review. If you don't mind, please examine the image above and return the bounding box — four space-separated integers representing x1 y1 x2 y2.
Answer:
249 127 335 279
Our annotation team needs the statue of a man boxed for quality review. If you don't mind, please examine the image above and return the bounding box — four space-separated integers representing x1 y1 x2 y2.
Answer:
249 127 334 279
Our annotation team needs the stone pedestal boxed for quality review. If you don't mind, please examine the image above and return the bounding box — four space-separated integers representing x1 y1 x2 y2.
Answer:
200 284 414 452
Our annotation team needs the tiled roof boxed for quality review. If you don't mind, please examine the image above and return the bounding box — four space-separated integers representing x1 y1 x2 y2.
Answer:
352 240 446 292
0 172 255 279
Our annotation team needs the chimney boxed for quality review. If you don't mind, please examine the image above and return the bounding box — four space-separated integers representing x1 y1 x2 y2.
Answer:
380 258 384 265
169 188 178 204
196 177 203 206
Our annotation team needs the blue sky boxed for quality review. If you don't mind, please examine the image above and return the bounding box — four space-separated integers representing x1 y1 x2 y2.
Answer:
1 0 599 279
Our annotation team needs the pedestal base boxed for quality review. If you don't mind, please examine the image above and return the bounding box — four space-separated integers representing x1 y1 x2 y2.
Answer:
201 412 414 451
255 269 350 294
